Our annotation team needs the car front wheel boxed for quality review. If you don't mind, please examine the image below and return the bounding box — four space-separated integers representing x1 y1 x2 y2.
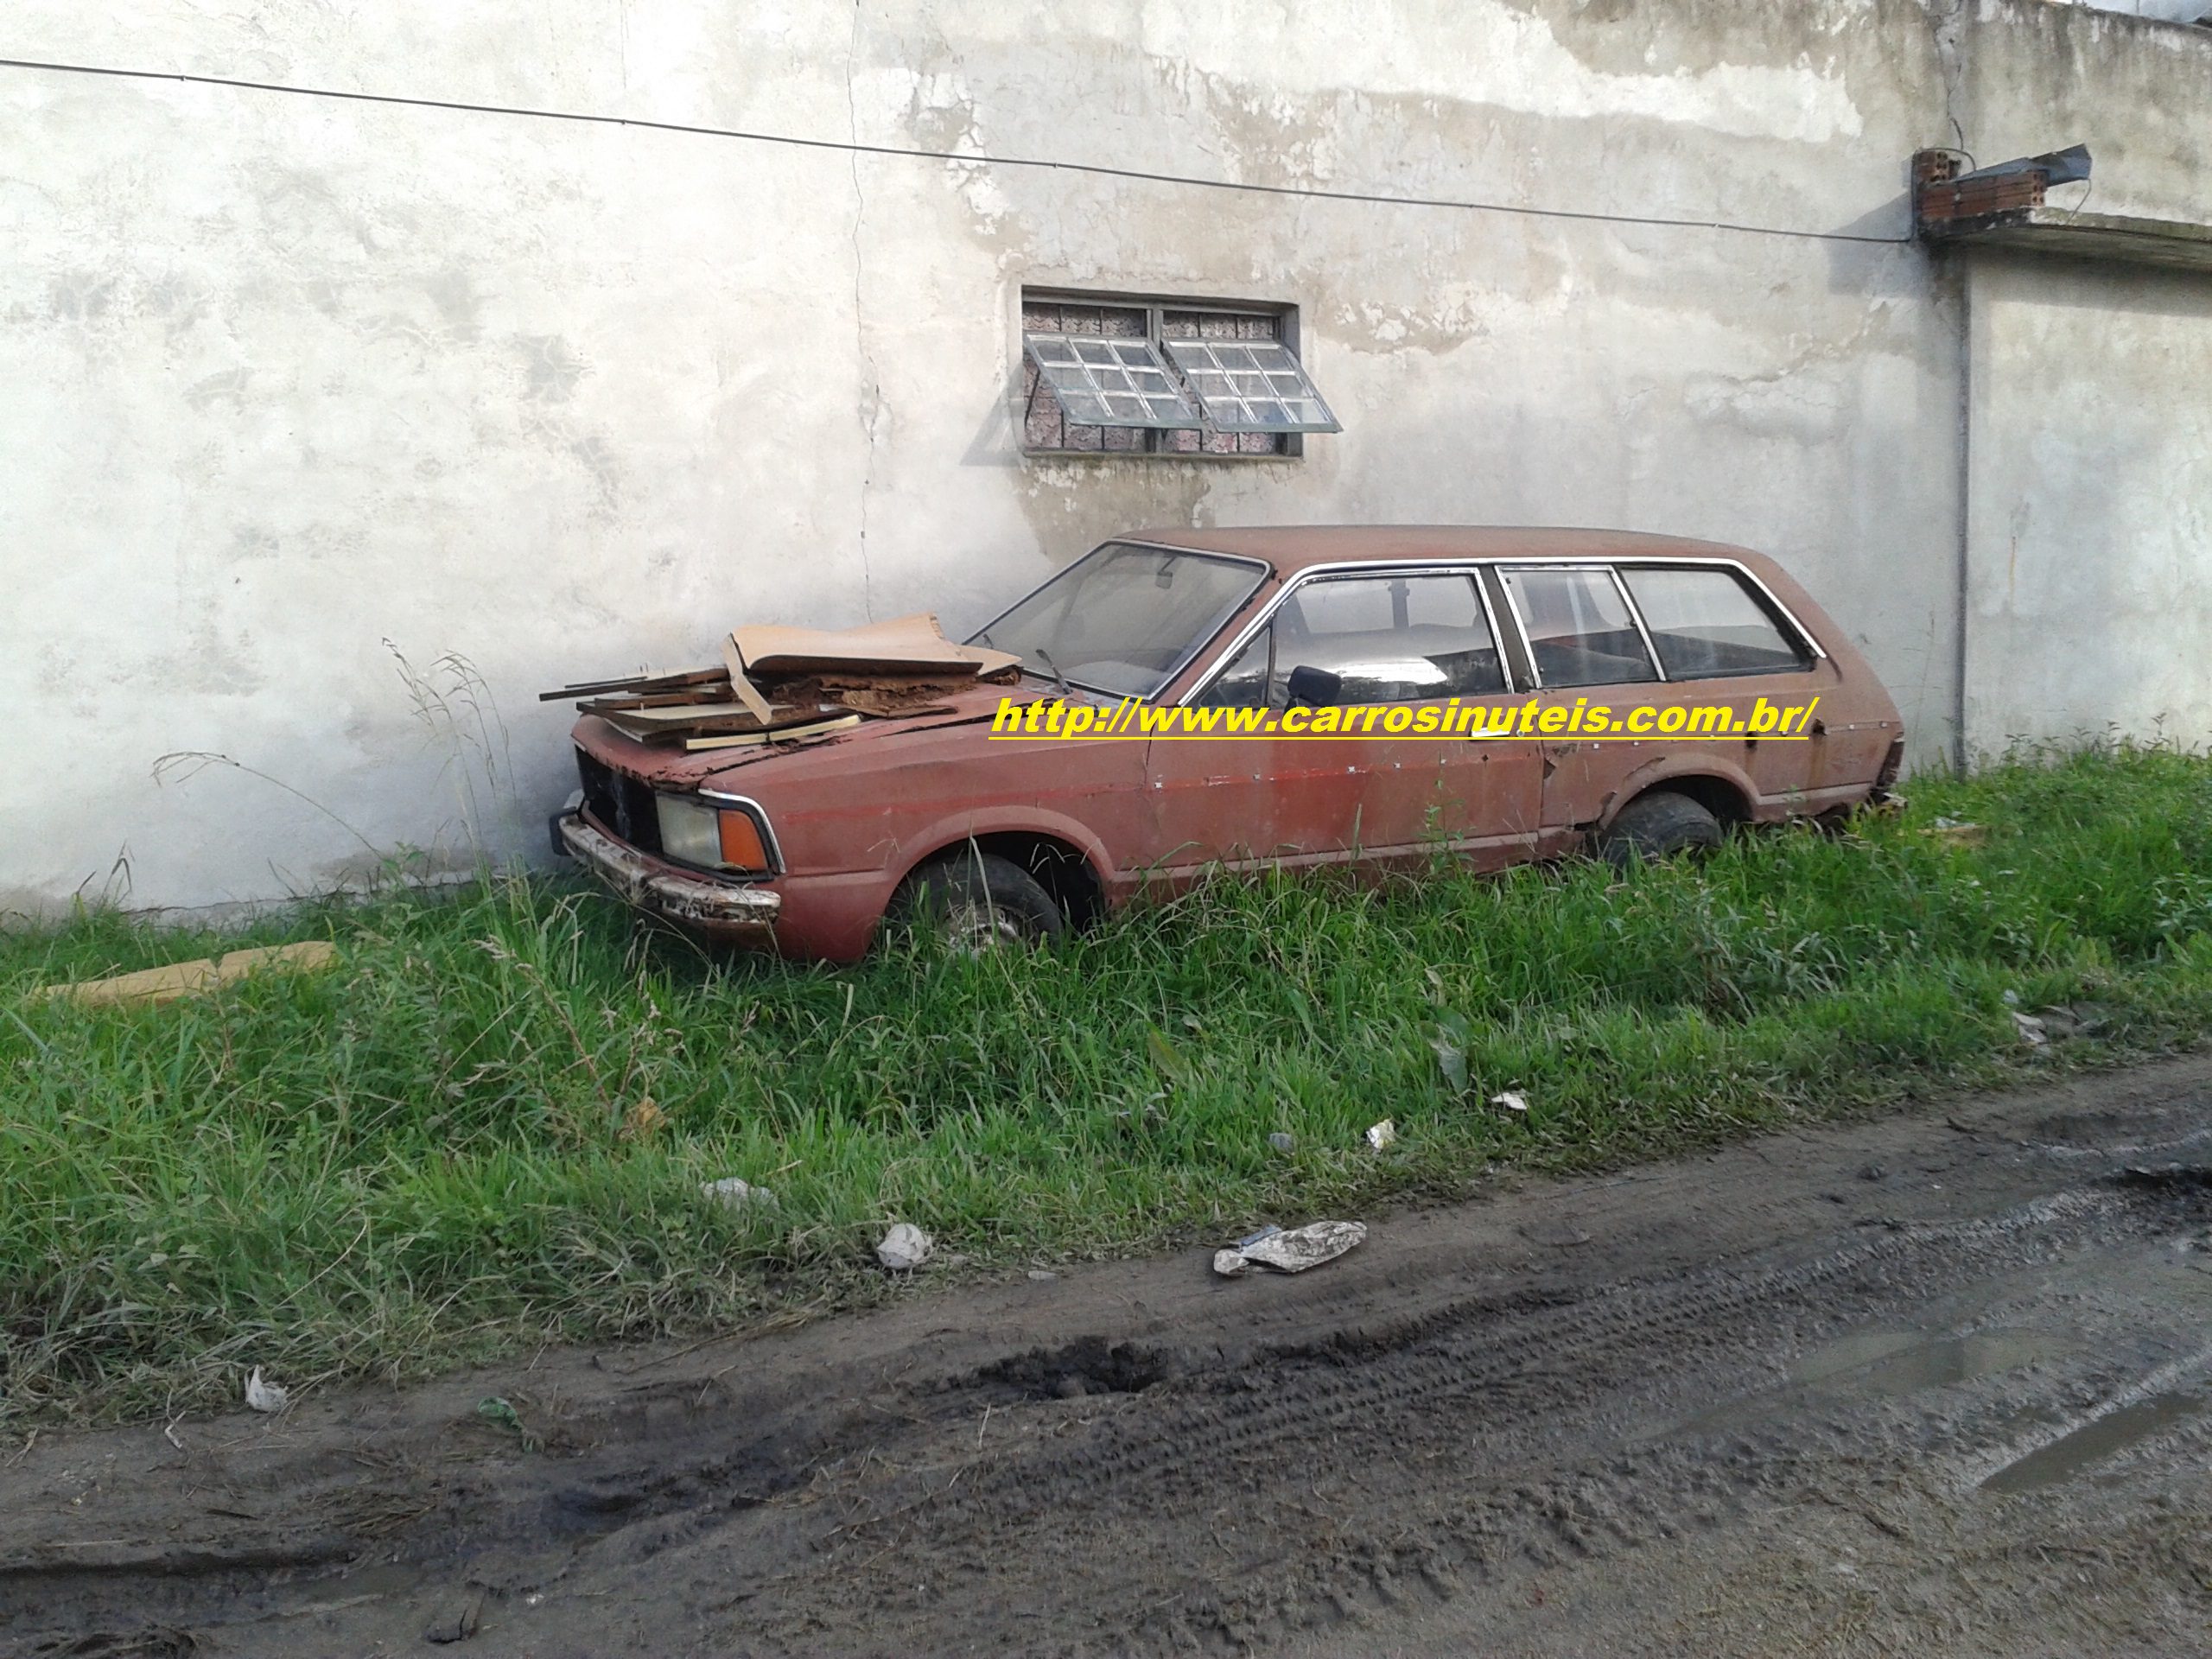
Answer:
893 849 1065 953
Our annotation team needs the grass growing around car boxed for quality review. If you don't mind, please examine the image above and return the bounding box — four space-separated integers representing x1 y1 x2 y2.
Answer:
9 743 2212 1421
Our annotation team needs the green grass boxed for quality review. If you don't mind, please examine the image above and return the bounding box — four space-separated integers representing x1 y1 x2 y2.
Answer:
9 742 2212 1422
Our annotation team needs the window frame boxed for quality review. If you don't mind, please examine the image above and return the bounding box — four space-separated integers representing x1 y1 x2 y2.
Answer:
1173 554 1824 706
1018 288 1319 461
1180 561 1520 707
1610 561 1822 683
966 539 1274 701
1492 563 1666 691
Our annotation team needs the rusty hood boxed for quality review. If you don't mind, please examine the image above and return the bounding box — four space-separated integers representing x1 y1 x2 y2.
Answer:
571 677 1090 791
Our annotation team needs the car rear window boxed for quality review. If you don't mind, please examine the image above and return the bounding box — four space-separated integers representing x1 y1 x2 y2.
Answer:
1619 566 1811 679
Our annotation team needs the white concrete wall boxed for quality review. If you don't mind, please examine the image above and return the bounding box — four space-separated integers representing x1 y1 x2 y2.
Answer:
1952 1 2212 755
0 0 2205 915
1962 256 2212 753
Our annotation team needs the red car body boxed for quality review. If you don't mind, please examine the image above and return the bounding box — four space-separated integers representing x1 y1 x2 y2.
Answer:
556 527 1904 961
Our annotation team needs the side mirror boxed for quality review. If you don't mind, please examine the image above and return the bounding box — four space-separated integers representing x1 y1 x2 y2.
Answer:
1285 664 1343 708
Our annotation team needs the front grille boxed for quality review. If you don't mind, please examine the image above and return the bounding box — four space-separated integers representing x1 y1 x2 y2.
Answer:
576 748 662 855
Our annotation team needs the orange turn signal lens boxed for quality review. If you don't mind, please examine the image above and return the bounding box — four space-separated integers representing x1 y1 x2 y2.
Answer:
715 809 772 873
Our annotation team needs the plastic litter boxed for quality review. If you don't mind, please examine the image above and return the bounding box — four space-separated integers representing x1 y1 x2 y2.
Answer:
701 1176 774 1211
244 1367 289 1414
477 1395 542 1451
1213 1219 1367 1277
1365 1119 1397 1150
1923 817 1986 846
1268 1132 1295 1154
1491 1090 1530 1114
877 1221 934 1271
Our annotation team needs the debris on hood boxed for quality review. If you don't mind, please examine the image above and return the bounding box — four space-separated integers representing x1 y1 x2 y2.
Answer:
541 613 1024 749
1213 1219 1368 1277
876 1221 935 1272
729 613 1020 679
40 941 340 1010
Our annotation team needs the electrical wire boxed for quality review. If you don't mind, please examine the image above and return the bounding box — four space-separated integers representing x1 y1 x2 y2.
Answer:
0 54 1916 248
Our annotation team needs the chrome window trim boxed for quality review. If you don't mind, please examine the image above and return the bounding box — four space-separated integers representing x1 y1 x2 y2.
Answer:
687 790 785 876
1613 565 1669 683
1174 551 1825 706
1174 560 1519 708
965 540 1272 701
1491 567 1543 690
1609 559 1826 676
1492 563 1665 688
1496 556 1827 692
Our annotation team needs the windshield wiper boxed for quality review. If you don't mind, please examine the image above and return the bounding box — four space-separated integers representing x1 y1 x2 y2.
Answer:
1033 646 1074 700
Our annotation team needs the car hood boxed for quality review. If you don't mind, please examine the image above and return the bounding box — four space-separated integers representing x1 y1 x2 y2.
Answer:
570 679 1110 791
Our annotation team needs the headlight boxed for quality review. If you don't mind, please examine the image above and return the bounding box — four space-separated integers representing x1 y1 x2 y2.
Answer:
654 795 776 875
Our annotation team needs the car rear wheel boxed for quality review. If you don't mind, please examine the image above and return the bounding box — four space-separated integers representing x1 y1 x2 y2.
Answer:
1596 791 1724 870
893 849 1065 953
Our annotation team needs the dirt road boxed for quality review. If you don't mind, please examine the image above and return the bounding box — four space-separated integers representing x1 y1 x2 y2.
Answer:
8 1060 2212 1657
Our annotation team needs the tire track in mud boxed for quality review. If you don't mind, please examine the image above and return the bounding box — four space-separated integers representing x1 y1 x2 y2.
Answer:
707 1177 2212 1651
8 1065 2212 1657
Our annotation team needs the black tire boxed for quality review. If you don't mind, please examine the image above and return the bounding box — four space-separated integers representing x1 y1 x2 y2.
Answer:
893 849 1065 952
1596 791 1724 870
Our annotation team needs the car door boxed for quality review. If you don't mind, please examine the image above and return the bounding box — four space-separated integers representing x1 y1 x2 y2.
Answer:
1495 563 1669 843
1612 562 1827 802
1146 569 1540 876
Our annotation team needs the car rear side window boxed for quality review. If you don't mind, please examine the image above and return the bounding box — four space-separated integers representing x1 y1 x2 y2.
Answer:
1619 566 1812 679
1500 568 1659 688
1273 574 1505 703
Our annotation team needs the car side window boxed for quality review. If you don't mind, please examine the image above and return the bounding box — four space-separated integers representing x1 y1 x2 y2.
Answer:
1273 574 1505 704
1192 626 1271 707
1500 568 1658 688
1619 566 1811 678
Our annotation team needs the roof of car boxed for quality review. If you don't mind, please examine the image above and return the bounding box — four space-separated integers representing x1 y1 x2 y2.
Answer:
1122 525 1766 575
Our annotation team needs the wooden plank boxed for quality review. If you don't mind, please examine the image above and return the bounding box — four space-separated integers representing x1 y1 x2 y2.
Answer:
38 941 342 1008
537 666 721 702
721 635 778 724
730 613 1021 678
682 714 861 752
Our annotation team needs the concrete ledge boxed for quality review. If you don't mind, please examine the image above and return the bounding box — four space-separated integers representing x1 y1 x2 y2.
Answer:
1920 207 2212 274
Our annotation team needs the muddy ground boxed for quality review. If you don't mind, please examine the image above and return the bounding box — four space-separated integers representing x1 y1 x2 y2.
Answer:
7 1060 2212 1657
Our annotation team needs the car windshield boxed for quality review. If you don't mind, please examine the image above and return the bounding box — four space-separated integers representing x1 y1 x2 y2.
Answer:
969 543 1265 698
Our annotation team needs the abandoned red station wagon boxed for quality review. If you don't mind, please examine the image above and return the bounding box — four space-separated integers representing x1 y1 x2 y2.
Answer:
555 527 1905 960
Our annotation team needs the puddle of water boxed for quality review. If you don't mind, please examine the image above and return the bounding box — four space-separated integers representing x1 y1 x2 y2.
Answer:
1980 1392 2209 1494
1788 1331 1923 1386
1792 1328 2069 1396
1660 1327 2071 1443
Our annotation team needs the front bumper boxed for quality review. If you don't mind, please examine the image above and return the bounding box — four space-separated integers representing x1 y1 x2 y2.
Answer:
556 811 781 943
